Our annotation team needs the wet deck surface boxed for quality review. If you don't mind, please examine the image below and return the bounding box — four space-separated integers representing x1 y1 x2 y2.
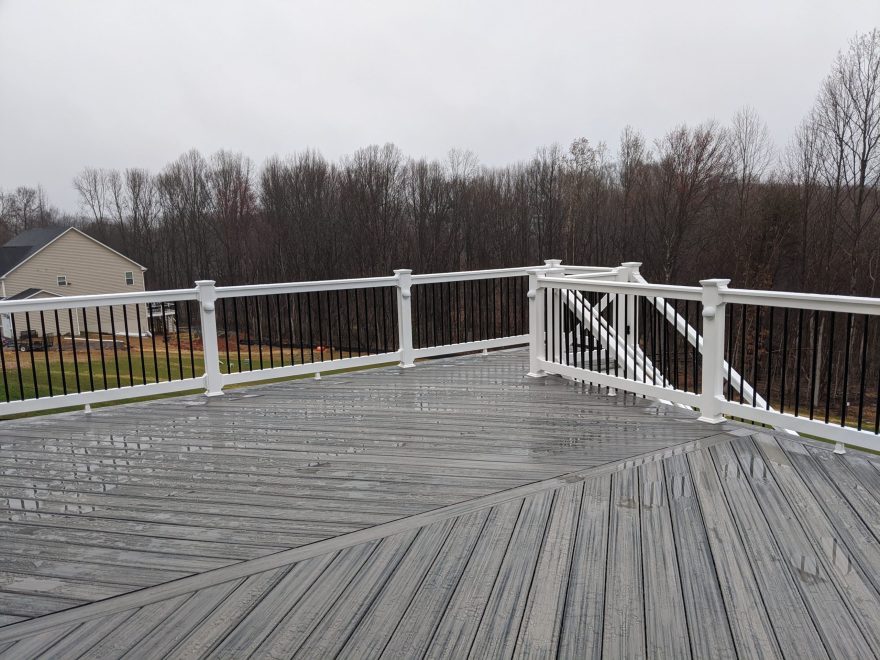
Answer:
0 350 879 657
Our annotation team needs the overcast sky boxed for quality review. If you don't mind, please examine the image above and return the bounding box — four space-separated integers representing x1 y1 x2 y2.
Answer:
0 0 876 211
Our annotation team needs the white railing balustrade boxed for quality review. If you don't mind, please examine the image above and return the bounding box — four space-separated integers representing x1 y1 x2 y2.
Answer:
0 266 537 416
530 262 880 453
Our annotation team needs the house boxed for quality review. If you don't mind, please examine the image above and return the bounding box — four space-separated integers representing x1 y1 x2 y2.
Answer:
0 227 162 339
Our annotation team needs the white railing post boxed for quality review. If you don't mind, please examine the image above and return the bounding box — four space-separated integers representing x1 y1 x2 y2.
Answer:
195 280 224 396
526 268 546 377
698 278 730 423
542 260 565 364
394 269 415 368
620 262 642 335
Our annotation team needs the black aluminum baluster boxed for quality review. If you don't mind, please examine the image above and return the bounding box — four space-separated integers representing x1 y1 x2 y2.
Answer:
317 291 326 360
295 293 305 364
82 308 97 390
134 305 146 385
751 306 761 407
161 305 172 381
334 290 344 359
10 314 24 399
682 301 688 391
780 308 789 413
373 288 382 354
257 297 268 369
244 297 254 370
185 302 195 377
739 305 747 404
231 297 242 372
857 315 869 431
694 303 700 392
624 294 630 380
121 305 134 385
324 291 334 360
54 309 67 395
841 313 852 427
39 311 52 397
276 294 286 367
95 307 109 389
173 302 184 379
439 282 447 346
649 298 655 384
381 287 389 353
824 313 835 424
671 300 678 389
343 290 352 359
221 298 231 374
809 311 820 420
284 292 298 366
108 307 120 387
493 279 499 339
794 308 804 417
430 283 438 347
361 288 371 355
353 290 362 357
24 313 39 397
766 306 774 410
148 306 159 383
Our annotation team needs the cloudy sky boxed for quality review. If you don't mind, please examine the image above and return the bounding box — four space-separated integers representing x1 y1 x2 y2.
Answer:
0 0 875 210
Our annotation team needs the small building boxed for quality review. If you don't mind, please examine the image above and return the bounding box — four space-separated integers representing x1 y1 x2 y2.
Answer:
0 227 157 339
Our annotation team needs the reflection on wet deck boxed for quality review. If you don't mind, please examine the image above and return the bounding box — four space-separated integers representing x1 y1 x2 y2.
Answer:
0 349 879 657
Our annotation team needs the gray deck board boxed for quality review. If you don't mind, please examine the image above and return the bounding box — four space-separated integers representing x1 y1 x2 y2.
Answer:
737 435 877 657
664 452 737 658
639 459 690 659
0 349 879 658
556 473 610 658
602 468 645 659
710 442 828 658
688 448 781 658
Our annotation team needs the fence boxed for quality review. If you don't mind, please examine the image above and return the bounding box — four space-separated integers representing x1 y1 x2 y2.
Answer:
0 267 535 416
530 262 880 453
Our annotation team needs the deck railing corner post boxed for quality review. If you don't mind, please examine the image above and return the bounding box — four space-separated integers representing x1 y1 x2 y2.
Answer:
195 280 224 396
394 269 415 368
698 278 730 423
527 267 548 377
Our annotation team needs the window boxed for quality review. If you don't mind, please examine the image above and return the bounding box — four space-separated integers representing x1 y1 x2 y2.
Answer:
124 271 134 285
57 275 67 286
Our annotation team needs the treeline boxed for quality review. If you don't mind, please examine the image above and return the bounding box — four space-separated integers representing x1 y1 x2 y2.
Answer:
1 30 878 296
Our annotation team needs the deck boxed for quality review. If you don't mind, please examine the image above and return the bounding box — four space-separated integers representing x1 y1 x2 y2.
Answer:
0 349 879 657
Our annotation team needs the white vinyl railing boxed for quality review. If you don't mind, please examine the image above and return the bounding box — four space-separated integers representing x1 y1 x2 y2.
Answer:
529 262 880 453
0 266 534 416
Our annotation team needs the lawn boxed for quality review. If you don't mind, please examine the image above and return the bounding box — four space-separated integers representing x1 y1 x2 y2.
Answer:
0 341 364 406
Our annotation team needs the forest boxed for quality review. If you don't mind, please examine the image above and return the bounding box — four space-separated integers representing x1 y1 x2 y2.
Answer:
1 30 877 297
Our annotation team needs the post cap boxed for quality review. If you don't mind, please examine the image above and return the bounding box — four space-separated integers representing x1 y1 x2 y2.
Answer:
544 259 562 267
620 261 642 269
393 269 413 275
194 280 216 287
699 278 731 288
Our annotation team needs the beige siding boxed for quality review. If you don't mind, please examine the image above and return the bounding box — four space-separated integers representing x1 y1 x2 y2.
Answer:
2 230 149 337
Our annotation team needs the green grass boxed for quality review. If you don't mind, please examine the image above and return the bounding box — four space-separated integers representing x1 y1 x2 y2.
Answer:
0 344 396 419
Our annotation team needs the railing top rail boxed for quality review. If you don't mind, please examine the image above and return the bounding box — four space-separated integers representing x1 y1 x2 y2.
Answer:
215 275 398 298
0 287 198 314
721 288 880 315
558 265 619 273
411 266 537 284
538 276 703 301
